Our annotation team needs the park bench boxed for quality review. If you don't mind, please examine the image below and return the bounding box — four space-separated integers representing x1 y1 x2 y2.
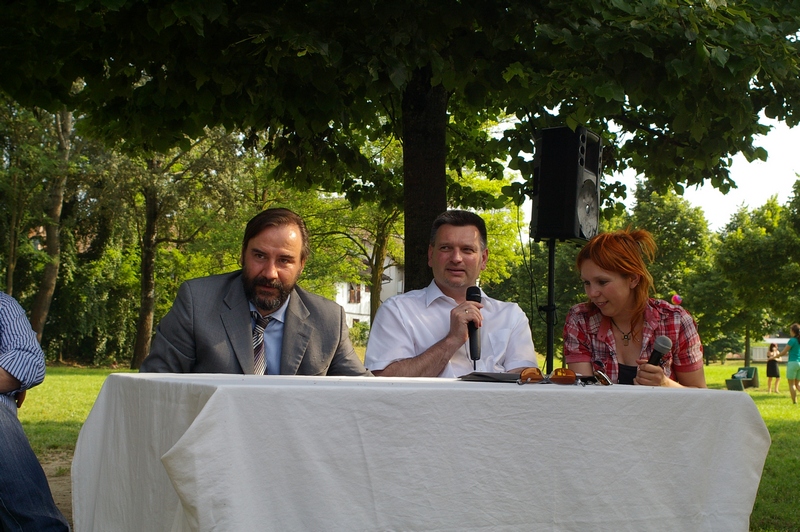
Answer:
725 367 758 391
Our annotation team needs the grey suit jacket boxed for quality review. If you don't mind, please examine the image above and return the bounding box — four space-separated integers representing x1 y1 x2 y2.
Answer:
140 271 370 376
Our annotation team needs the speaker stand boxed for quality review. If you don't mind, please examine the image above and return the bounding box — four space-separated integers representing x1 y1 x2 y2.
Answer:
537 238 557 374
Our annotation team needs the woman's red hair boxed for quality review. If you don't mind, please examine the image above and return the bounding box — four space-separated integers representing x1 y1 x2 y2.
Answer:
576 228 657 318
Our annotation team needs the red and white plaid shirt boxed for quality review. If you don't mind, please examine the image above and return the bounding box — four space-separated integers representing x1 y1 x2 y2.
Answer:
563 299 704 384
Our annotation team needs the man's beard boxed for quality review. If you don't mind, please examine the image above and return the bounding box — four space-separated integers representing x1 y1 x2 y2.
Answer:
243 275 295 313
440 276 467 290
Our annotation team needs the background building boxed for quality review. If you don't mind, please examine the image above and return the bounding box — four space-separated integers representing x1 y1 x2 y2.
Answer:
335 263 404 327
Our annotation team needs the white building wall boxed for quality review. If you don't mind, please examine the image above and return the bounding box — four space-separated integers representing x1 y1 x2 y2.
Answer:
335 263 404 328
335 283 371 327
751 338 790 362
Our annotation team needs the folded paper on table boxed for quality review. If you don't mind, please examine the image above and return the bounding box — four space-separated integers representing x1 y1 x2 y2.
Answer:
458 372 520 382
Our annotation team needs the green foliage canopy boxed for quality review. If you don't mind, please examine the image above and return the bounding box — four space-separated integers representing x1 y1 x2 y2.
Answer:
629 182 711 299
4 0 800 290
4 1 799 181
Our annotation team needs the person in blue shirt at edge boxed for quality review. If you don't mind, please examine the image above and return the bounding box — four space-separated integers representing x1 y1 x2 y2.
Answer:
778 323 800 404
0 292 70 530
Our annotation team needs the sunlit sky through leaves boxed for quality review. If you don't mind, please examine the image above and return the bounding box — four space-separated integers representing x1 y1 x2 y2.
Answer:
617 118 800 232
511 119 800 234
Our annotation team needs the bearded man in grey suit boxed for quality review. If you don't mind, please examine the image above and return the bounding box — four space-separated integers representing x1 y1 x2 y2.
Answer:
140 208 371 376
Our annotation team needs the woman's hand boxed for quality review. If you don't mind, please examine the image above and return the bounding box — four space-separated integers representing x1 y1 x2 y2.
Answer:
634 360 667 387
634 361 707 388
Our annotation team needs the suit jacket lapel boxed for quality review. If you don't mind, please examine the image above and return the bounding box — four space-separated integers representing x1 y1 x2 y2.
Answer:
221 275 255 374
281 288 312 375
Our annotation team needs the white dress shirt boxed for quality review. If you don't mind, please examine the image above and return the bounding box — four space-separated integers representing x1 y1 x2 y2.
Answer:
365 281 537 377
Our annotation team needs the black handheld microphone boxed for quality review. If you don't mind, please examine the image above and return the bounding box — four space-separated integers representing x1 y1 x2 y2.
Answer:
647 336 672 366
466 286 481 365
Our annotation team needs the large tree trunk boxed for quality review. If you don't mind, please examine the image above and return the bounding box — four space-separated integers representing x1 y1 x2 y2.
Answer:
744 324 751 367
130 177 159 369
368 209 401 323
30 109 72 341
402 67 448 292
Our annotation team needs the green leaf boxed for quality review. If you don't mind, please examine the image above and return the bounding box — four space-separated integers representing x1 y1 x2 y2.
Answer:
100 0 128 10
221 77 237 95
710 46 730 67
594 81 624 102
610 0 635 15
388 64 407 90
633 42 654 59
672 110 691 133
503 62 526 83
566 115 579 130
668 58 693 78
696 42 710 60
464 81 487 107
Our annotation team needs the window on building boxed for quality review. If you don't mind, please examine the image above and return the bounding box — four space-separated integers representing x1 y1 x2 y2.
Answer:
348 283 361 304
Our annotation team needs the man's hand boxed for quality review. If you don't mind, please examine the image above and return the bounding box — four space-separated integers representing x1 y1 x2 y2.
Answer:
1 367 24 406
376 301 485 378
0 367 22 394
449 301 483 344
15 390 26 408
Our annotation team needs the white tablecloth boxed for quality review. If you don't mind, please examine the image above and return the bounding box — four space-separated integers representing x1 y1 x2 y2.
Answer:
72 374 770 531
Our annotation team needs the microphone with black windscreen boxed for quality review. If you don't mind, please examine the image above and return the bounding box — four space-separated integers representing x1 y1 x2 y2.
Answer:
647 335 672 367
466 286 481 369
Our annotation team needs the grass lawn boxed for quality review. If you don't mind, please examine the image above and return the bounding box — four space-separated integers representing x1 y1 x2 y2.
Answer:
17 362 799 531
703 363 800 532
19 366 134 454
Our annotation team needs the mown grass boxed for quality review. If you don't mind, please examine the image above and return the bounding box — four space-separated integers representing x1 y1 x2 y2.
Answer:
16 362 799 531
18 366 134 454
716 364 800 532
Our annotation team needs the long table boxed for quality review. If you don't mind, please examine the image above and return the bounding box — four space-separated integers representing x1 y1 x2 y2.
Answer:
72 374 770 531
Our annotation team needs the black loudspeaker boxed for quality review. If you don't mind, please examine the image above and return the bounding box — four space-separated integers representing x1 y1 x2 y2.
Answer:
530 126 602 243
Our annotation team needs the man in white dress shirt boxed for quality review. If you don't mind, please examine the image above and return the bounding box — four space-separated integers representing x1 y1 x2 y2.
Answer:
365 210 537 377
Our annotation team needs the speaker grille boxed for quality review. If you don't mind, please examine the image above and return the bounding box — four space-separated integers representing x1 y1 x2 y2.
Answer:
530 126 602 242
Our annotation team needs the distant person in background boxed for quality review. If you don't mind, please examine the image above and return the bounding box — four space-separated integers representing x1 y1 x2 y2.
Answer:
778 324 800 404
563 228 706 387
0 292 70 530
766 342 781 393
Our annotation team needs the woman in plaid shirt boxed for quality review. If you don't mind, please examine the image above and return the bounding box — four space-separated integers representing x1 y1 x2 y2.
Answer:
563 229 706 387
